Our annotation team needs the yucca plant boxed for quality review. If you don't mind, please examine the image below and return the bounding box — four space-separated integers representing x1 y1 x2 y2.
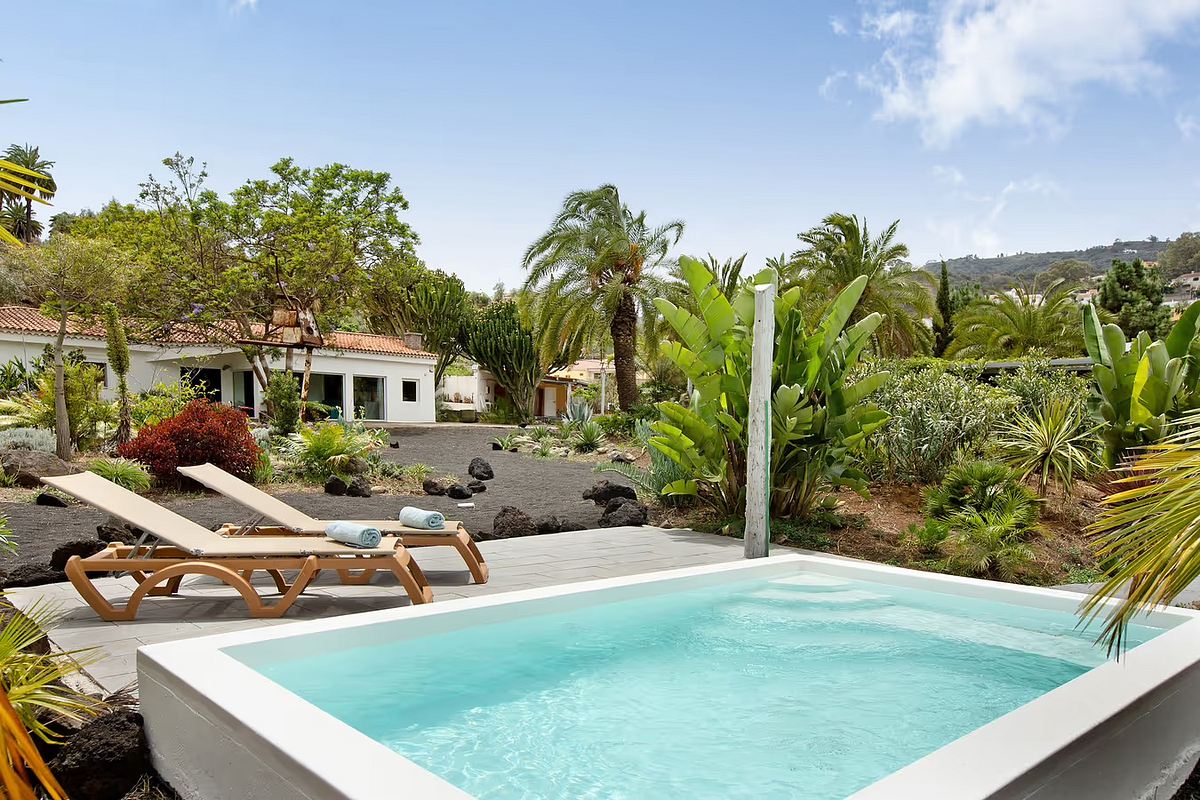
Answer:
1082 411 1200 652
995 399 1099 497
88 457 152 493
572 420 605 453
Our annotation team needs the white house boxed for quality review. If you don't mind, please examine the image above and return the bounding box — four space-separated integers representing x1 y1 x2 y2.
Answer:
0 306 437 423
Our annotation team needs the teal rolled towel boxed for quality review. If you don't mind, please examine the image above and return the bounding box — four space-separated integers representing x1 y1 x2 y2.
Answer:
398 506 446 530
325 521 382 548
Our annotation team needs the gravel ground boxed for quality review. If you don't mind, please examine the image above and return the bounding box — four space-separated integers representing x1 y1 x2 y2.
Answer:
0 424 632 572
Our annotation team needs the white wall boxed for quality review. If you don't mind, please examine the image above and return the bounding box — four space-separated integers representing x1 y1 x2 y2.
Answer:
0 333 436 424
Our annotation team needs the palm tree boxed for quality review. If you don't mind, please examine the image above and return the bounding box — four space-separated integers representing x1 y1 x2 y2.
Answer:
1082 412 1200 653
1 144 55 244
0 202 40 242
946 279 1082 359
789 213 934 355
522 185 684 410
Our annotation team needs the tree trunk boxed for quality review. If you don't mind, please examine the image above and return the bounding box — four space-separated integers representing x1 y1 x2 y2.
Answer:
610 293 639 411
53 311 71 460
300 347 313 418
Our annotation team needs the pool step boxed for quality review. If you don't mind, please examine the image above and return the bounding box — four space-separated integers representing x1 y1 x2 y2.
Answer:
747 588 890 606
768 574 852 589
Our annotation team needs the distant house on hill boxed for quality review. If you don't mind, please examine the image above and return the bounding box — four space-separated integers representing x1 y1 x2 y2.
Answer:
0 306 436 423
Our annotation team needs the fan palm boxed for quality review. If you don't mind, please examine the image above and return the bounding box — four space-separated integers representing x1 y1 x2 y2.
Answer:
1082 411 1200 653
0 145 55 244
789 213 934 355
946 278 1082 359
522 184 684 410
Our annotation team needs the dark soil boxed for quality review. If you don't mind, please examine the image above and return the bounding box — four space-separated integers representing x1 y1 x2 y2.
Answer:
0 425 630 572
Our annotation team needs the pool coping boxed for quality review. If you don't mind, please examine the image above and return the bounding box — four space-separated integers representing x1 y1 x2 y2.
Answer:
138 553 1200 800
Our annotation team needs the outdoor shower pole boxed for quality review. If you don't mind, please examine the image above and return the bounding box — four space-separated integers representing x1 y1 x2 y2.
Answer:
744 280 775 559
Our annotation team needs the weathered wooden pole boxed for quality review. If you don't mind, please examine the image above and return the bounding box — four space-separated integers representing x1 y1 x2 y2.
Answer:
744 280 776 559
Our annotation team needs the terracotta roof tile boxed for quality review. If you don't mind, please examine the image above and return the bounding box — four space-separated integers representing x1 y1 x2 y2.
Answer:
0 306 434 360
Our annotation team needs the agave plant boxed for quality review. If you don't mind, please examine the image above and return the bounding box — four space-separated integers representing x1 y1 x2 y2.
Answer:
1083 301 1200 467
649 257 889 518
561 399 593 427
995 399 1099 497
572 419 605 453
1083 411 1200 652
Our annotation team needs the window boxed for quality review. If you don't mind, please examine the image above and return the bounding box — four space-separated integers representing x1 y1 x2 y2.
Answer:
307 373 346 417
84 362 108 387
232 371 256 416
401 379 418 403
353 376 385 420
180 367 222 402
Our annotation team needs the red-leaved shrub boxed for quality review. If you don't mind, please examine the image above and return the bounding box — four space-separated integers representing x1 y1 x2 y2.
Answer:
118 399 261 484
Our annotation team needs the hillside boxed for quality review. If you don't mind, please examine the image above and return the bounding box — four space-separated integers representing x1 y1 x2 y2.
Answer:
928 239 1172 289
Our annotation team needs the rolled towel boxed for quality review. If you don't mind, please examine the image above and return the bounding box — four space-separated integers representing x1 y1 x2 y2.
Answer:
398 506 446 530
325 521 382 549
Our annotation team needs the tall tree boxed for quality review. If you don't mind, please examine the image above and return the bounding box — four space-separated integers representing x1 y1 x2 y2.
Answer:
1097 258 1171 339
102 303 133 446
2 236 127 458
1160 232 1200 279
933 261 953 356
789 213 934 356
367 259 471 387
0 144 55 244
946 279 1082 359
522 184 684 410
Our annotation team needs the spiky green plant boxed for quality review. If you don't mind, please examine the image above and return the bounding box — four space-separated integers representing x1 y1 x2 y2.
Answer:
491 432 520 451
0 601 103 743
597 419 690 501
286 421 387 479
948 279 1083 358
1082 411 1200 652
995 399 1099 497
88 457 152 493
572 419 605 453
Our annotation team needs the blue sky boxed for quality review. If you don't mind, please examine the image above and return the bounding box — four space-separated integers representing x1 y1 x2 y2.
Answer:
5 1 1200 291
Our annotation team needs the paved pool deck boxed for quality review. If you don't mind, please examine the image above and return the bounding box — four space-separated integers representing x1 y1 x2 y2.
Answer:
5 526 759 695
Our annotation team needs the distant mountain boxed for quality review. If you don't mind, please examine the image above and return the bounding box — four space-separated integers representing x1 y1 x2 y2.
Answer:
927 239 1172 289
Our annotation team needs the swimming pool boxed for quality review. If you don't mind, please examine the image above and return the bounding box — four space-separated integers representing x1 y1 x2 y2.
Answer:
139 555 1200 799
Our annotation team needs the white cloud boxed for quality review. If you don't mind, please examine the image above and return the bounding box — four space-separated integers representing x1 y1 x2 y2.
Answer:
230 0 258 12
926 172 1063 258
1178 112 1200 140
819 70 850 100
858 0 1200 146
830 16 849 35
862 8 919 39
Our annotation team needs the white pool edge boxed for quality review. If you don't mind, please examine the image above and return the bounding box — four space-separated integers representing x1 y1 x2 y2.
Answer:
138 553 1200 800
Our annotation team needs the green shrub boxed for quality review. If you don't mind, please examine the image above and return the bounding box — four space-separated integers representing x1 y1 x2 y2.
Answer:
992 360 1093 420
0 427 56 453
572 420 605 452
531 440 554 459
266 372 301 437
132 381 204 428
0 363 115 450
88 457 152 493
251 451 276 484
904 519 950 556
284 421 387 479
862 365 1015 484
943 494 1038 581
402 463 434 483
924 460 1039 532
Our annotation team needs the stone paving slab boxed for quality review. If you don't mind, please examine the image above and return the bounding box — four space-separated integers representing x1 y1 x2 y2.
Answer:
6 526 757 695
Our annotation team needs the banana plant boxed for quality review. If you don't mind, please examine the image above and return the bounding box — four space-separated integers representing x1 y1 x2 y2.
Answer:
1084 301 1200 467
649 256 889 518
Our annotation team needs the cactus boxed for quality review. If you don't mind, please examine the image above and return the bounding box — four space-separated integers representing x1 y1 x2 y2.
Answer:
1083 300 1200 467
461 302 541 421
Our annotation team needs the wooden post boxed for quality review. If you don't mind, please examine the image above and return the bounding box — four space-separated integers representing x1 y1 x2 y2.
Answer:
744 281 775 559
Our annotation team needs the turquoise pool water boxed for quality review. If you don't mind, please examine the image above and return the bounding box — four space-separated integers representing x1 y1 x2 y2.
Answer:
228 573 1162 799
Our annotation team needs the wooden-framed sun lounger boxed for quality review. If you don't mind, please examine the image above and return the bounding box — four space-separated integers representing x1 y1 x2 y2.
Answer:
176 463 488 584
41 472 433 622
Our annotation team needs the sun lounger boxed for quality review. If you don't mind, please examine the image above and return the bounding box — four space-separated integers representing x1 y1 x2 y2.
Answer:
40 472 434 621
176 463 489 584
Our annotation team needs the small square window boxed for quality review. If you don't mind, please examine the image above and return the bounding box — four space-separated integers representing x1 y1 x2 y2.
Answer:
401 379 418 403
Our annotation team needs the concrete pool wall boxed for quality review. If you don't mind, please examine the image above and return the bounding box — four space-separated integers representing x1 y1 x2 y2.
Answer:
138 554 1200 800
